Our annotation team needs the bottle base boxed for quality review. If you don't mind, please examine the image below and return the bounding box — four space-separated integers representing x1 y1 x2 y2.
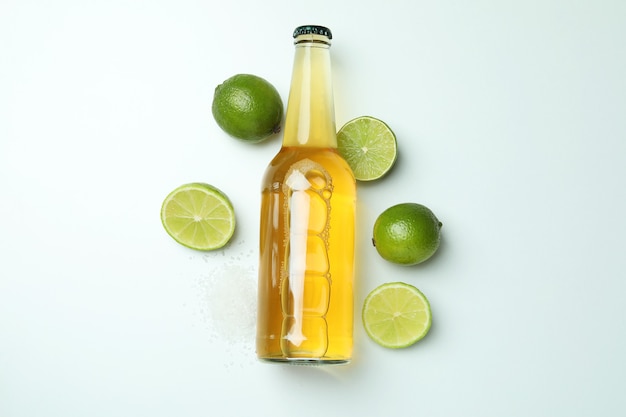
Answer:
258 357 351 366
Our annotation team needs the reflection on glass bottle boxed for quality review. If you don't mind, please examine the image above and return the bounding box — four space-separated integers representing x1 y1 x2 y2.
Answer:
256 25 356 364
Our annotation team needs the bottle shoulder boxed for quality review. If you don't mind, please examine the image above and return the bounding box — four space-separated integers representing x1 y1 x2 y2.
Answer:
267 146 350 168
262 146 355 186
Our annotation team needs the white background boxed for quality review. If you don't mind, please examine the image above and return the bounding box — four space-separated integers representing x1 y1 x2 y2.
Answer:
1 0 625 416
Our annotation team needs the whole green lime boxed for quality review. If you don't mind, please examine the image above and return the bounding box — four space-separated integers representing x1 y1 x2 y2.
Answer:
212 74 283 143
372 203 442 266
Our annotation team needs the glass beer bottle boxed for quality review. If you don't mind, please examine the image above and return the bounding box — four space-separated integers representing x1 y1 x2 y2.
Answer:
256 25 356 364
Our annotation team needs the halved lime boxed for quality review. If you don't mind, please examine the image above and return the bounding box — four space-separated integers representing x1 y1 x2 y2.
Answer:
362 282 432 349
336 116 397 181
160 183 236 251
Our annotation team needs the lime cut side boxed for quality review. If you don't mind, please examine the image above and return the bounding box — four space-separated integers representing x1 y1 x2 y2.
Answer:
336 116 397 181
160 183 236 251
362 282 432 349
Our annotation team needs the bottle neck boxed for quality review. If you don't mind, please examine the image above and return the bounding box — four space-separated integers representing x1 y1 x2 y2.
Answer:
282 39 337 148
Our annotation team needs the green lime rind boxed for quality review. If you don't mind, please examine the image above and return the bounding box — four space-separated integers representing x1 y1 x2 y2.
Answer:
337 116 397 181
362 282 432 349
160 182 236 251
373 203 442 266
212 74 283 143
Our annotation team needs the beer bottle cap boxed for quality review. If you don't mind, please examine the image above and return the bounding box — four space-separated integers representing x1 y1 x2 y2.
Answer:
293 25 332 39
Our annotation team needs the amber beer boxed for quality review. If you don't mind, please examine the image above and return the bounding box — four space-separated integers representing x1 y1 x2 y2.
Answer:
256 26 356 364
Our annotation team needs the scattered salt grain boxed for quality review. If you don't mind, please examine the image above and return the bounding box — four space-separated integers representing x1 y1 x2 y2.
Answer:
195 245 257 360
204 262 257 345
